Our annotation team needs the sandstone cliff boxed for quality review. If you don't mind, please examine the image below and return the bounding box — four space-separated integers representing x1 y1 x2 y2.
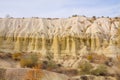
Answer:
0 16 120 58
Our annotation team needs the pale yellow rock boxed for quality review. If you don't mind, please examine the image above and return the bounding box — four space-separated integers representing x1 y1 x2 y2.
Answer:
70 37 77 56
41 35 48 56
51 36 60 59
65 36 70 54
0 17 119 58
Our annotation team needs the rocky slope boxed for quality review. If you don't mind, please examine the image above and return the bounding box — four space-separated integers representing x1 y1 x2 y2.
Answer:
0 68 69 80
0 16 120 58
0 68 118 80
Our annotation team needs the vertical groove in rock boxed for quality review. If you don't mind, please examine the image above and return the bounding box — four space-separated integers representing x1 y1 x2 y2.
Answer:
0 17 119 57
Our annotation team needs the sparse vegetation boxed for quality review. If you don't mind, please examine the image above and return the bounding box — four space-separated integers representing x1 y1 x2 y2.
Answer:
0 16 120 80
91 64 108 76
20 54 38 68
92 16 96 20
115 17 119 19
78 61 109 76
86 53 108 64
78 61 93 75
12 53 22 61
41 60 58 70
72 14 78 17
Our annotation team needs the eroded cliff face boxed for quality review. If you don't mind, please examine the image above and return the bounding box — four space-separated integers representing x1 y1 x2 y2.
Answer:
0 16 120 58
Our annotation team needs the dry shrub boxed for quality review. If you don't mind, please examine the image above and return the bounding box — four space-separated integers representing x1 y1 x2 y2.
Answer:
91 64 108 76
12 53 22 60
78 61 108 76
72 14 78 17
41 60 58 71
20 54 38 68
78 61 93 75
92 16 96 20
115 17 119 19
24 67 43 80
86 53 108 64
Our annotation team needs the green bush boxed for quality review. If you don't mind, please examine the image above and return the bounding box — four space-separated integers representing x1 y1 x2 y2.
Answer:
91 64 108 76
20 54 38 68
78 61 93 75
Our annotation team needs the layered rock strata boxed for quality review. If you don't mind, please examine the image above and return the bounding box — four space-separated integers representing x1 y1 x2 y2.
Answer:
0 16 120 58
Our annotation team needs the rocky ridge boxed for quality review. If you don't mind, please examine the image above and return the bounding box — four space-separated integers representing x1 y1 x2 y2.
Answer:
0 16 120 58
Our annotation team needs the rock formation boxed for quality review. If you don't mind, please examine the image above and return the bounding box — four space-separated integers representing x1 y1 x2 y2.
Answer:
0 68 69 80
0 16 120 58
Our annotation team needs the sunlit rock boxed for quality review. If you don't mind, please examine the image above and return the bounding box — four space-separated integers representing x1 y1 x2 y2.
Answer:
0 16 119 58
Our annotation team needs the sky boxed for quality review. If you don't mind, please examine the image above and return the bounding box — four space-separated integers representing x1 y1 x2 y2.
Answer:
0 0 120 18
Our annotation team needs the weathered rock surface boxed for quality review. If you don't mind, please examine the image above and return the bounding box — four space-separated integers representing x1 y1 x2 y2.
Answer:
0 68 118 80
0 68 69 80
0 16 120 58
